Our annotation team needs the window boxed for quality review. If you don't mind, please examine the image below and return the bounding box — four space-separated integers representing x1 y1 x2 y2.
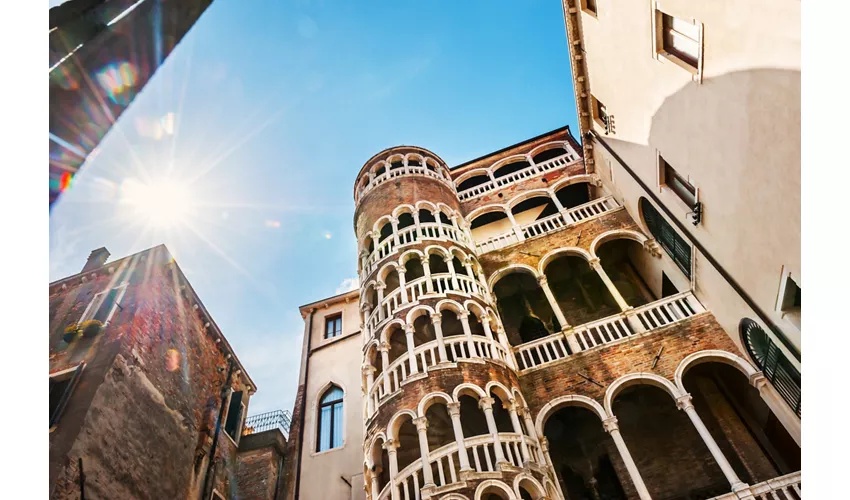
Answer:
224 391 245 442
592 95 611 133
80 283 127 325
317 385 344 452
325 314 343 339
653 7 702 77
660 156 697 207
50 363 85 430
640 198 692 279
582 0 597 16
776 269 801 330
740 319 801 416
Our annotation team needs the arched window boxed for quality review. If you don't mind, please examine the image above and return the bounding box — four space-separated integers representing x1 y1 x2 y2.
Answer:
740 319 801 416
640 198 692 279
317 385 344 451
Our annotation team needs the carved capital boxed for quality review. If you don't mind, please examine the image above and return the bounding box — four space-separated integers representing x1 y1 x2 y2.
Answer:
478 397 495 410
587 258 602 270
538 436 550 451
379 341 390 352
504 398 517 412
536 275 549 286
362 365 377 375
431 312 442 324
602 416 619 433
749 372 768 390
447 402 461 417
458 311 470 320
383 439 399 452
643 239 662 258
676 394 694 411
404 324 415 335
413 416 429 432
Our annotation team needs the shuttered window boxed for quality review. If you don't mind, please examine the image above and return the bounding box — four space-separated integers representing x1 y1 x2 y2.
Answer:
640 198 692 279
740 319 801 416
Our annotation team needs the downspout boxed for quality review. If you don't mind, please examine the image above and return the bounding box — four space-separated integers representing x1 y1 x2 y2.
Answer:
272 452 284 500
201 359 235 499
293 309 315 500
588 131 801 362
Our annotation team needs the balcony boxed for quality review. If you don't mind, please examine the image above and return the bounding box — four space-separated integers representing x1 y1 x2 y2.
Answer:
474 196 620 254
363 222 473 277
514 291 705 371
377 433 546 500
242 409 292 437
457 152 579 202
367 336 510 417
709 471 801 499
357 162 456 203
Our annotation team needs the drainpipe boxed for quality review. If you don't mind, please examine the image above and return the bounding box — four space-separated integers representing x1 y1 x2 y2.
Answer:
588 131 800 361
293 309 315 500
201 359 235 499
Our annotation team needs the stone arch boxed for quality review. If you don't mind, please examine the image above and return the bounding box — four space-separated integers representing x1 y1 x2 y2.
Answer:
510 387 529 408
475 479 517 500
424 244 451 260
415 200 438 213
366 432 387 466
674 349 760 395
435 202 456 215
537 247 594 275
535 394 608 437
418 391 453 418
589 229 649 260
435 298 465 315
505 188 554 211
541 477 559 500
467 203 510 223
452 382 487 402
485 381 513 404
513 474 547 500
440 495 470 500
372 214 394 234
489 153 533 175
377 261 399 283
528 140 570 158
379 319 406 344
464 300 488 320
454 167 490 185
487 264 540 291
604 372 682 417
405 304 436 325
398 248 425 266
392 204 416 219
387 409 417 441
550 173 596 192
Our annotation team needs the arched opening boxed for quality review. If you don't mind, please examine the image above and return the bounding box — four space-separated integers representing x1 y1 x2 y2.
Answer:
467 311 486 337
511 195 559 228
683 362 800 481
374 165 386 177
493 159 531 179
740 319 801 416
369 438 390 495
384 269 400 294
439 211 452 225
397 212 415 233
364 284 378 313
408 157 422 167
470 210 511 243
532 146 568 164
419 209 437 224
489 391 513 433
458 174 490 192
317 385 344 452
459 395 489 438
395 415 421 473
386 325 407 365
451 256 468 276
379 221 394 242
440 310 464 338
516 477 546 500
412 314 438 369
366 344 383 379
614 385 728 499
544 254 619 326
493 272 561 346
544 405 628 500
554 182 591 209
404 257 425 281
363 235 375 255
478 482 513 500
596 239 657 308
390 158 404 170
429 253 450 274
426 403 455 452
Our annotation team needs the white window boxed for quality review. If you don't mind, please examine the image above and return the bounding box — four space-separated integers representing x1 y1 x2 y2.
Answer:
79 282 128 326
581 0 598 17
652 5 703 81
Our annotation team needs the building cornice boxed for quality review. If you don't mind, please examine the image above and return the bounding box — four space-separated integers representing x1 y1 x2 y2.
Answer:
560 0 595 172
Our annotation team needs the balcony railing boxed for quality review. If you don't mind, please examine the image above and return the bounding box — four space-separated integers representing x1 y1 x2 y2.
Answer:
358 164 455 203
242 409 292 436
709 471 801 499
377 433 544 500
456 152 578 201
366 273 487 336
368 336 509 417
474 196 620 254
363 223 472 277
515 291 705 371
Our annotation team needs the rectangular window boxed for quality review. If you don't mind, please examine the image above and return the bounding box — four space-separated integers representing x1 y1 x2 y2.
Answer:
655 9 702 74
592 95 609 131
660 157 697 207
80 283 127 326
641 198 692 279
50 363 85 430
582 0 597 16
777 271 801 330
224 390 245 441
325 314 343 339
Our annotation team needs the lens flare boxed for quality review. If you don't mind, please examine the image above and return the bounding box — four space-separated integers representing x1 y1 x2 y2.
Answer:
96 61 138 105
166 349 180 372
120 176 196 229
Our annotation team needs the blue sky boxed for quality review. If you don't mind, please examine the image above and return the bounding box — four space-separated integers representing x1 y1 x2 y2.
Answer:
48 0 578 416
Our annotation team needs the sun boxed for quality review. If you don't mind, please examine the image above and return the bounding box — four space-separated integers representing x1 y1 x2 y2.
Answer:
120 176 196 229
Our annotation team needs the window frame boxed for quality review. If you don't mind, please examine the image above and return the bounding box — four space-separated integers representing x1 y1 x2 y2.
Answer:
591 95 609 132
78 281 129 327
640 198 693 280
651 3 704 82
581 0 598 18
775 267 801 332
657 154 698 209
324 313 343 339
223 390 246 446
50 362 86 431
316 385 344 453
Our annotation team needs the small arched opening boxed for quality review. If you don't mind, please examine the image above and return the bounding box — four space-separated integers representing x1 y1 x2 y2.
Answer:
596 238 658 308
493 159 531 179
458 174 491 192
554 181 591 209
544 254 619 326
395 415 421 473
532 146 567 164
493 272 561 346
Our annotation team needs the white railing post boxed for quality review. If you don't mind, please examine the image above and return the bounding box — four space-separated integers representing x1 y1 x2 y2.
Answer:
363 365 376 414
506 211 526 241
377 283 386 321
384 439 400 500
506 400 531 463
459 312 478 358
446 256 460 290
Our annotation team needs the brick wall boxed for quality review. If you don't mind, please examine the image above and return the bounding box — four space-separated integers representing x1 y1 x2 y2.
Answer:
354 176 462 237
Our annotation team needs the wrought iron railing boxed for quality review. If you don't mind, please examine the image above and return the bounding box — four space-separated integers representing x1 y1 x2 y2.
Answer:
242 409 291 436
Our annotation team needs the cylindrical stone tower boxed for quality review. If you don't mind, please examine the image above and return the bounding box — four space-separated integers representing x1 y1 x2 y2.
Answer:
355 146 552 500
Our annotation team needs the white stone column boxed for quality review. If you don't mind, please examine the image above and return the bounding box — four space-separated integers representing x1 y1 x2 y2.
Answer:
480 314 495 341
463 257 478 293
432 210 445 238
506 399 531 462
479 397 507 464
676 395 748 491
537 275 570 330
404 324 419 375
476 270 492 301
377 283 386 321
458 311 478 358
603 417 652 500
361 303 372 338
431 313 449 363
422 258 435 294
520 406 546 466
413 417 436 488
363 365 376 414
412 210 423 240
497 327 519 370
447 403 473 471
450 214 462 242
505 210 526 241
380 343 391 395
398 269 409 304
391 217 401 246
445 256 460 290
384 439 400 500
589 258 631 312
538 436 566 500
370 469 382 500
550 190 566 212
